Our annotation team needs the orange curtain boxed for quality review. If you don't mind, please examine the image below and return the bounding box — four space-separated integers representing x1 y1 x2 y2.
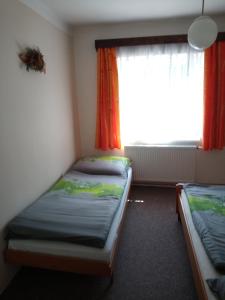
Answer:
95 48 121 150
203 41 225 150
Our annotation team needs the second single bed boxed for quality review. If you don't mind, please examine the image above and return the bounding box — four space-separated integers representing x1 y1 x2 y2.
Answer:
176 183 225 300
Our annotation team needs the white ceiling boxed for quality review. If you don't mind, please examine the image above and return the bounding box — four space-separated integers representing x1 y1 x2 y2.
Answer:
21 0 225 27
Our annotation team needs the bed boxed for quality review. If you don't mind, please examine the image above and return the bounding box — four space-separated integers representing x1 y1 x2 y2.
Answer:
176 183 225 300
4 156 132 278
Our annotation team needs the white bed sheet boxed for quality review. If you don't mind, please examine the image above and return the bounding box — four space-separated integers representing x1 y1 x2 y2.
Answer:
181 189 222 300
8 168 132 263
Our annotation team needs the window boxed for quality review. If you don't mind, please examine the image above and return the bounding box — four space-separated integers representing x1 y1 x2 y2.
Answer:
117 43 204 146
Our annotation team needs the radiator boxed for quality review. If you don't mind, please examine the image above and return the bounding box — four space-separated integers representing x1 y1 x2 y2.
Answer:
124 146 196 183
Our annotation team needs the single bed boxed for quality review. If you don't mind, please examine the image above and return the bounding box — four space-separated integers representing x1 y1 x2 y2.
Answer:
4 156 132 277
176 183 225 300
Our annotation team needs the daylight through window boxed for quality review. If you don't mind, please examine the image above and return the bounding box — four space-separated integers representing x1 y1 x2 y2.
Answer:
117 43 204 146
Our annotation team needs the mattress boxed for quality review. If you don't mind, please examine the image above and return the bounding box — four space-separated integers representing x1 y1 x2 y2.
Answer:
180 189 221 300
7 170 127 248
184 184 225 271
8 168 132 263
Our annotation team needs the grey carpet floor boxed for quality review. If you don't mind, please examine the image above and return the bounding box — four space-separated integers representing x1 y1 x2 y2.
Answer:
1 186 198 300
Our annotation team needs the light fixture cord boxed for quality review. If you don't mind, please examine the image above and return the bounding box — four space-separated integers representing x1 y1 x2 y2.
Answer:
202 0 205 15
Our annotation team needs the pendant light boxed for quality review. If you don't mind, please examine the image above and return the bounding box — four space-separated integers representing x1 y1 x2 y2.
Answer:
188 0 218 51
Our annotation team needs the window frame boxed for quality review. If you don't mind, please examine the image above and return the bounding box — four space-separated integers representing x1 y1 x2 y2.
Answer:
95 33 225 148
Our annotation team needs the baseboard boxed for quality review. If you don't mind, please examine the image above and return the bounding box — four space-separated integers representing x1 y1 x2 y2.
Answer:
132 180 176 188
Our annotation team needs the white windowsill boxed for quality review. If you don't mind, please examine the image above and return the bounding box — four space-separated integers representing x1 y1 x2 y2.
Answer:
124 144 199 149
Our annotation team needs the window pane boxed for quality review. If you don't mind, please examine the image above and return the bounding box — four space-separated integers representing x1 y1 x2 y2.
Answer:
117 44 204 146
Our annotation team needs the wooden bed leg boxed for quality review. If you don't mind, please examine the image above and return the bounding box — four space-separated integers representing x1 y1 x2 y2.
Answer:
176 184 182 222
95 274 114 300
110 273 114 286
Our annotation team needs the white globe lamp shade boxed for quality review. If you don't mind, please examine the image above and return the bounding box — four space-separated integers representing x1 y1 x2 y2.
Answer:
188 15 218 51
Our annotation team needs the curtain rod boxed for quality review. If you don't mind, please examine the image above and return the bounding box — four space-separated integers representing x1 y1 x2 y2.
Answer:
95 32 225 50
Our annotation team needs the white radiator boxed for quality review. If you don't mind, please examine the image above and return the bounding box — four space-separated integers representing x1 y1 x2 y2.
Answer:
124 146 197 183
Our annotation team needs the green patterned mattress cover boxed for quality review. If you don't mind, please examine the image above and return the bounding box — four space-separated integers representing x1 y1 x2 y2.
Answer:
184 184 225 271
51 174 124 199
6 171 127 248
186 184 225 215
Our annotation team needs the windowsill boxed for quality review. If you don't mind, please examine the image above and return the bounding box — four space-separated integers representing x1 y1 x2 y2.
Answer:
124 144 199 149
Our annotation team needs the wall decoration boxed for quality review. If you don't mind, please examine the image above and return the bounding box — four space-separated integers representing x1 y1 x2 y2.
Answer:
19 47 46 73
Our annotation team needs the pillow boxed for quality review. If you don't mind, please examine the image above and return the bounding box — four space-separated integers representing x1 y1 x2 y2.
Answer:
207 277 225 300
72 156 131 177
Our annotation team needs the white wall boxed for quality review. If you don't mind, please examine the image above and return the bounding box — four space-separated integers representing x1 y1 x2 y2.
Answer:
73 17 225 183
0 0 79 292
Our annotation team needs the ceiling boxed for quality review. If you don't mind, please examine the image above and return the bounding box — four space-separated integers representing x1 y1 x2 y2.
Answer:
22 0 225 27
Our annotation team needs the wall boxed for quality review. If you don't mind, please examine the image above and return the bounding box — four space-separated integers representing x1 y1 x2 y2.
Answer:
0 0 79 292
73 17 225 183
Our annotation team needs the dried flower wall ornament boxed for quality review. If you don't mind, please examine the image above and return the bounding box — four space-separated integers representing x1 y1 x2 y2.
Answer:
19 47 46 74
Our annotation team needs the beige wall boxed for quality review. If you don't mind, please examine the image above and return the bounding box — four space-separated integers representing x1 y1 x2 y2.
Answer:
73 17 225 183
0 0 79 292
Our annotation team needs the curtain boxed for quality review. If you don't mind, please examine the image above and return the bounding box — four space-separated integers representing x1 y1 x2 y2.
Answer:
203 41 225 150
95 48 121 150
117 44 204 146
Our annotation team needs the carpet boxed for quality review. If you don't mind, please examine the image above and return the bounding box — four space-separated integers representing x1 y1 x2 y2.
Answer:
1 186 198 300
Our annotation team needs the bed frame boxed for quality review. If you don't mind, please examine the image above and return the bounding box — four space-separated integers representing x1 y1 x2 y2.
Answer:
4 187 131 278
176 183 208 300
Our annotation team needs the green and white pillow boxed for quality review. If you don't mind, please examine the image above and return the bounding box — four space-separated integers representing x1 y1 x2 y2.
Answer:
73 156 131 177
